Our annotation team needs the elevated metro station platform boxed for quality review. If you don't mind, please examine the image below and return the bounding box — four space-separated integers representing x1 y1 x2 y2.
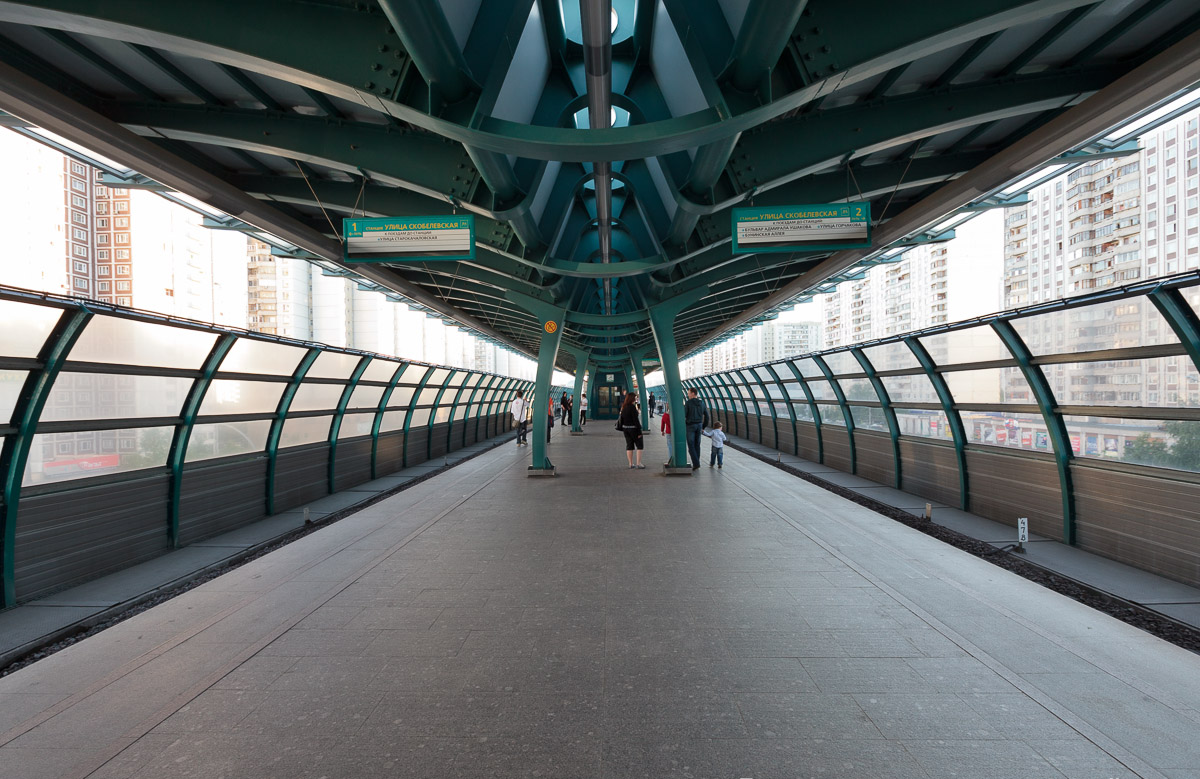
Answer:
2 427 1198 779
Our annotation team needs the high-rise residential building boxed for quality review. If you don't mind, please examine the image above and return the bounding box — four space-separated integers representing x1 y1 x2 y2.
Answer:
246 239 312 338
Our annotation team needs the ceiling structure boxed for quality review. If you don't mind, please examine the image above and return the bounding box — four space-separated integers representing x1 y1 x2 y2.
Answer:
1 1 1199 373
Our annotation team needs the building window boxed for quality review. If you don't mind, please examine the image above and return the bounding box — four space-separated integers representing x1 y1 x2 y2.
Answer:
73 196 87 209
115 250 129 259
98 281 110 292
95 202 107 214
116 265 130 275
116 280 131 291
114 233 129 244
112 188 128 195
116 296 131 306
71 162 85 175
73 261 88 272
98 265 111 276
72 244 88 257
97 234 108 244
97 250 108 260
70 178 86 192
73 228 86 240
113 201 128 213
114 217 129 228
71 211 87 225
73 278 88 290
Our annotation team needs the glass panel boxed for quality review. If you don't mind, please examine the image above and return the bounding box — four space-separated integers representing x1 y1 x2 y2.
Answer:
387 386 416 408
220 338 308 376
289 383 346 412
279 415 333 448
918 326 1012 366
881 374 941 404
42 373 191 421
465 373 482 387
347 384 386 410
961 410 1048 449
0 301 62 358
417 388 441 405
71 316 215 369
822 351 861 375
765 382 784 399
409 408 432 427
752 366 776 382
433 407 452 424
186 419 272 462
805 380 837 401
379 409 407 433
849 405 888 431
199 379 286 416
862 342 920 372
25 425 174 485
1066 416 1200 472
1 370 28 424
784 382 809 400
360 360 402 383
1014 298 1178 356
1043 357 1199 408
338 412 375 440
308 351 361 380
838 377 878 403
446 372 467 387
943 368 1035 404
817 404 845 426
425 368 451 386
791 358 824 378
792 402 814 422
895 408 953 439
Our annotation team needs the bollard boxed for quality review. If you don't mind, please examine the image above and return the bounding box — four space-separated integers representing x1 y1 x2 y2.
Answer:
924 503 932 521
1016 517 1028 554
303 507 311 524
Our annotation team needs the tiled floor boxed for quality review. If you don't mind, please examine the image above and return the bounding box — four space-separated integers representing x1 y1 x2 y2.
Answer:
1 426 1198 778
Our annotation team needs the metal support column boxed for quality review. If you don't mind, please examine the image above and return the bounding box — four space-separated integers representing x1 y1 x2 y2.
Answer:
0 307 92 607
428 369 460 461
992 320 1075 544
329 356 373 493
814 355 855 472
851 347 902 489
647 288 707 471
629 346 651 431
265 348 320 516
402 366 438 469
905 336 970 510
764 363 799 456
167 332 236 547
782 360 823 462
1150 287 1200 375
370 362 409 479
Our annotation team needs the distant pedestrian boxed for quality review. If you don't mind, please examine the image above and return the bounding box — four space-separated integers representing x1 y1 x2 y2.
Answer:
683 388 708 470
547 395 555 443
580 393 588 426
702 421 727 469
561 391 572 427
511 390 530 446
619 391 645 469
648 392 655 418
660 406 673 465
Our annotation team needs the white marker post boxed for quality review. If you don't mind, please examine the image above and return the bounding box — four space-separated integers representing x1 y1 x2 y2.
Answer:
1016 517 1029 554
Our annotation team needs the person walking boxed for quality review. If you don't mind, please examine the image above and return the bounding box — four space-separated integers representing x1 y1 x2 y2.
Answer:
547 395 555 444
684 388 708 470
660 405 672 465
648 391 655 418
580 392 588 426
702 421 727 468
619 391 645 469
510 389 531 446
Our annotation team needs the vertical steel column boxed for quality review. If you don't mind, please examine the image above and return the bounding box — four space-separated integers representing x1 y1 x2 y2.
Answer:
370 362 409 479
851 347 902 489
265 347 320 516
402 366 438 469
450 373 480 449
740 368 778 444
570 360 587 432
630 347 650 431
905 336 970 511
167 332 236 548
474 375 499 443
814 354 856 473
782 360 823 462
1150 287 1200 374
647 291 705 469
523 304 565 473
992 320 1075 544
723 372 753 436
328 355 373 494
428 369 460 460
0 307 92 607
764 363 799 456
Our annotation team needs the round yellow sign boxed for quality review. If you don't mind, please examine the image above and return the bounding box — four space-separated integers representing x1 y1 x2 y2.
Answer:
544 320 558 334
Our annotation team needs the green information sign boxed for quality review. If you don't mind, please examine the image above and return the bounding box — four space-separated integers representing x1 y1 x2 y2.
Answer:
731 202 871 254
342 215 475 262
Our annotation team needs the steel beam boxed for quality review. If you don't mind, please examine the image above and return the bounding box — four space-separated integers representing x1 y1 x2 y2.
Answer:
904 336 969 510
265 348 320 515
851 347 901 489
328 356 373 493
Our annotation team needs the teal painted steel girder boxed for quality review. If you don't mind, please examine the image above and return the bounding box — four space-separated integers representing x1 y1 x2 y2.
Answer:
1149 288 1200 383
167 332 236 548
328 355 373 494
763 363 799 456
265 348 320 516
428 369 461 461
850 347 902 490
991 320 1075 544
904 336 970 511
0 307 92 607
0 0 1102 161
780 359 823 462
739 367 780 448
380 0 478 106
813 354 856 473
370 362 409 479
402 366 439 469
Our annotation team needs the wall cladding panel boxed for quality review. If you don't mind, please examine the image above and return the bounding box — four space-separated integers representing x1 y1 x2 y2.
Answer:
966 448 1061 539
376 430 404 475
406 428 430 466
899 438 960 507
15 474 170 601
274 446 329 512
179 457 268 545
333 438 372 492
1073 464 1200 587
854 430 893 485
797 422 820 461
822 427 853 472
428 423 450 459
449 420 467 451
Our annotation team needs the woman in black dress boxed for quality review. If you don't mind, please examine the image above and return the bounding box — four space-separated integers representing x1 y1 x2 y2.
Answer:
619 391 644 469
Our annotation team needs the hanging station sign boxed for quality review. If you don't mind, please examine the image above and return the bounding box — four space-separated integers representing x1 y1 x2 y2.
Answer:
342 215 475 262
731 202 871 254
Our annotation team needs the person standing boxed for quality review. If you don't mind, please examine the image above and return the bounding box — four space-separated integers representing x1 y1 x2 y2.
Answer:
660 405 672 465
547 395 555 444
510 389 531 446
561 391 572 427
580 392 588 426
702 421 727 468
647 391 655 418
619 391 645 469
684 388 708 470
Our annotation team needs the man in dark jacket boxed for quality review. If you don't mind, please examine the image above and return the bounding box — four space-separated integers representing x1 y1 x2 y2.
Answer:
684 388 708 470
